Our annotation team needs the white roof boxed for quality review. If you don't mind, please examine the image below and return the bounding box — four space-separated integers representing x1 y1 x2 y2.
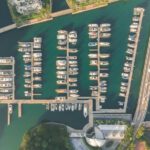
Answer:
86 137 106 147
95 125 127 140
98 125 126 131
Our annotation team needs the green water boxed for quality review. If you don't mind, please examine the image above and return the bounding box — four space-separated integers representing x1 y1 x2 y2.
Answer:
52 0 69 12
0 0 150 149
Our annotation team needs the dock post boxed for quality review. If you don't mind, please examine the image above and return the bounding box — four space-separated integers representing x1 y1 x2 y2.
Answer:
18 103 22 118
7 105 11 126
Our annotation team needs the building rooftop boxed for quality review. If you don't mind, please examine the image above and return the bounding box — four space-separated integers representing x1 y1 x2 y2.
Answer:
13 0 42 15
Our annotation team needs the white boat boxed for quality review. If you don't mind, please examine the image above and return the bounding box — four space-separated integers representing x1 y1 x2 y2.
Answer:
56 89 67 93
88 32 98 39
69 60 77 65
83 104 88 118
100 23 111 28
100 73 109 78
126 56 133 61
62 104 65 111
88 54 98 58
0 83 12 88
8 104 13 114
90 86 98 90
88 24 98 28
119 92 126 97
89 71 98 75
124 62 132 67
99 42 110 47
70 94 79 97
57 66 66 70
128 43 135 49
46 104 49 110
57 75 67 79
69 71 78 75
69 49 78 53
90 60 98 66
78 103 82 111
126 48 134 55
58 39 67 46
69 31 77 38
33 84 42 88
100 33 111 38
100 61 109 66
69 89 78 94
121 73 129 80
55 96 66 101
56 60 66 66
69 78 77 82
69 56 77 60
99 27 111 32
33 76 42 81
121 82 128 87
88 42 97 47
99 54 110 59
89 76 98 80
0 89 12 93
69 83 77 87
57 80 66 85
69 68 78 71
56 71 66 75
24 84 31 88
71 104 75 111
57 34 67 40
18 42 31 48
123 66 131 73
0 77 13 82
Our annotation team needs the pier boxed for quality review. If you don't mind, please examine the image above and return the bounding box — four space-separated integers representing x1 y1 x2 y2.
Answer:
2 99 93 126
96 25 101 110
0 24 16 34
133 37 150 129
66 33 70 99
7 104 11 126
123 8 145 112
18 103 22 117
30 43 34 100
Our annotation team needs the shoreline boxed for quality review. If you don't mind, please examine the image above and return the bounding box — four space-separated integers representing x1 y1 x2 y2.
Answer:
8 0 119 30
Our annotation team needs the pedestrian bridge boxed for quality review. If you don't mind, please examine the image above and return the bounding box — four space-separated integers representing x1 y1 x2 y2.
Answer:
0 24 16 34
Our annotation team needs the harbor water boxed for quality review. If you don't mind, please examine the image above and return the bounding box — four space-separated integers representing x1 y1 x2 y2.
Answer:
0 0 150 149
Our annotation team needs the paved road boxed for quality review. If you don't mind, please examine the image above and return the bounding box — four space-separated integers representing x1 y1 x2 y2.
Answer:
133 37 150 129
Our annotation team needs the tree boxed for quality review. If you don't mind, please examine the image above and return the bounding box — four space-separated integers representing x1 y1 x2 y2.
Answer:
19 123 73 150
136 126 145 139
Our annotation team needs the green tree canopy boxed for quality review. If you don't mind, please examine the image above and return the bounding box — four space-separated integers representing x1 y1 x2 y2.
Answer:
19 123 73 150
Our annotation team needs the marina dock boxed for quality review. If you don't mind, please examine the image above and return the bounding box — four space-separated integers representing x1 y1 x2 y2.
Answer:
7 105 11 126
1 99 93 127
88 23 111 110
133 37 150 129
123 8 145 112
18 103 22 118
